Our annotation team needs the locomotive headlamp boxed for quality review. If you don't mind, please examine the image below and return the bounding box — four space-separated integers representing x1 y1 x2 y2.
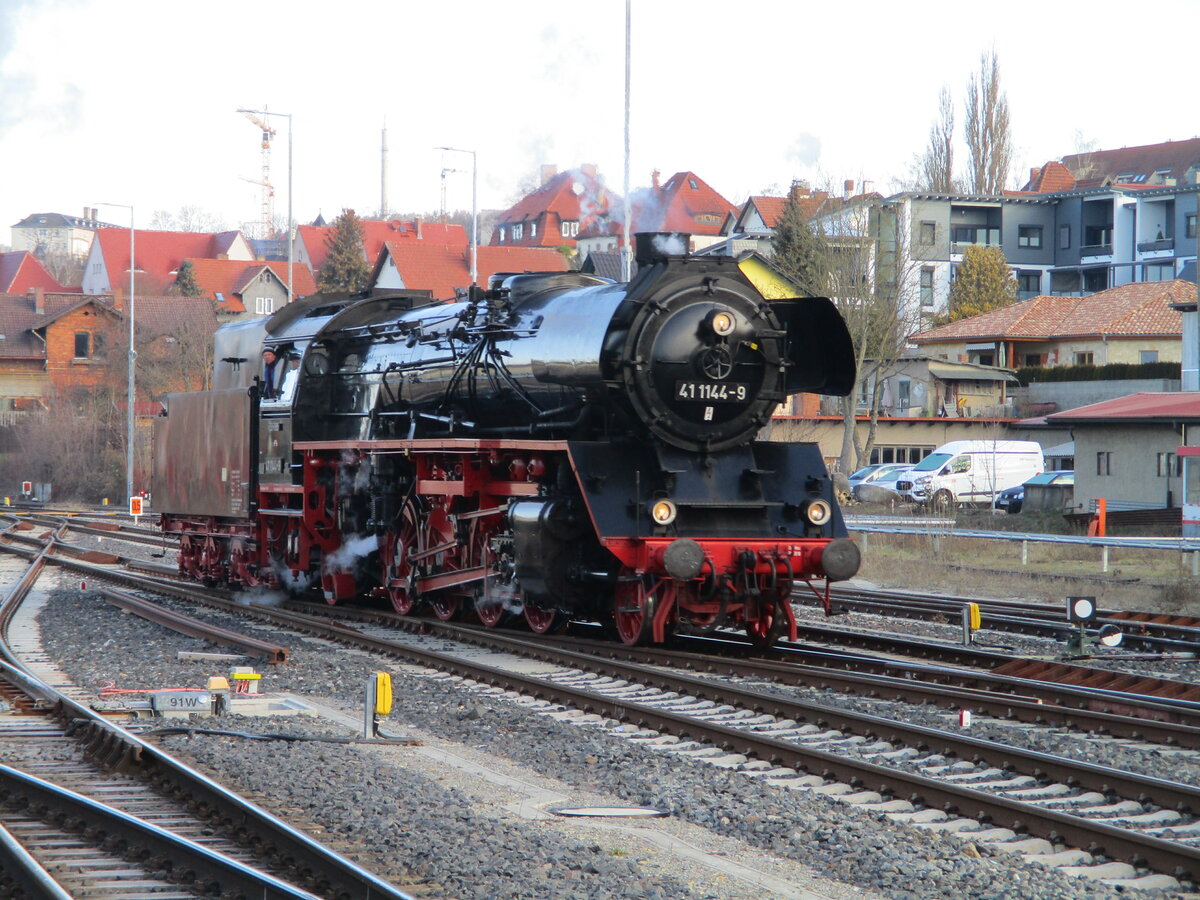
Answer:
650 499 678 526
803 498 833 527
709 309 736 337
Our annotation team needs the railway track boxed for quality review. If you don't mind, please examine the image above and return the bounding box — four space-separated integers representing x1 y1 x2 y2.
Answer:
0 538 412 899
9 524 1200 891
816 584 1200 655
48 569 1197 890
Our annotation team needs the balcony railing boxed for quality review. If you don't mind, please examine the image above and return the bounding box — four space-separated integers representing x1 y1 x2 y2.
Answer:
1080 243 1113 258
1136 238 1174 253
951 240 1003 255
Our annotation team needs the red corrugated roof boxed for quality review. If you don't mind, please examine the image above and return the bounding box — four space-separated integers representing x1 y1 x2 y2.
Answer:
1047 392 1200 422
912 280 1189 343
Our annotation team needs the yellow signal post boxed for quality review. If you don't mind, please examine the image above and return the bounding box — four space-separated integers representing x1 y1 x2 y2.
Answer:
962 603 981 644
364 671 393 737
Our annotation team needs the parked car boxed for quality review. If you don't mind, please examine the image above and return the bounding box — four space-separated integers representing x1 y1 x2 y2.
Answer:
994 471 1075 514
847 463 912 493
854 466 914 505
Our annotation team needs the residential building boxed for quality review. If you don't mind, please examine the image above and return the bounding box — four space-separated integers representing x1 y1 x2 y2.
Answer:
0 290 218 415
371 242 569 298
0 251 72 295
11 209 113 260
182 259 318 317
574 170 736 258
910 280 1187 370
714 180 884 258
491 165 613 250
853 356 1018 420
1024 138 1200 190
81 229 253 295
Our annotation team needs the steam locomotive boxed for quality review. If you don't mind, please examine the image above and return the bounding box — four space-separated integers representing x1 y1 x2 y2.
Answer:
154 234 860 647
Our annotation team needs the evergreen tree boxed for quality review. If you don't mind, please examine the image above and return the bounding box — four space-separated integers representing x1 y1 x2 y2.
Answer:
937 244 1017 324
318 209 370 293
175 260 203 297
770 194 829 297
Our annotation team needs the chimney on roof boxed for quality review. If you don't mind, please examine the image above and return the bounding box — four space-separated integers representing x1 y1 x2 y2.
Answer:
28 287 45 316
541 164 557 184
790 180 810 201
844 179 855 197
1029 167 1041 186
580 163 598 179
651 169 661 190
416 215 423 239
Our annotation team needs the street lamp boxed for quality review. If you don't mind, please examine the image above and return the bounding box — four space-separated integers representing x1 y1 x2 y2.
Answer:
96 202 135 502
238 108 293 301
435 146 477 286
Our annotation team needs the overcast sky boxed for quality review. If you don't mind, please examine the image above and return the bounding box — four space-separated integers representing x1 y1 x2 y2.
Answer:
3 0 1197 239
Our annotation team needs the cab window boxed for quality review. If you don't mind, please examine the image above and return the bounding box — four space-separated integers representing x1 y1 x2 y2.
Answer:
948 455 971 474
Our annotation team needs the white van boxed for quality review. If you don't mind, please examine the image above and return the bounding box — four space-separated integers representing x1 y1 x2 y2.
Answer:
897 440 1044 510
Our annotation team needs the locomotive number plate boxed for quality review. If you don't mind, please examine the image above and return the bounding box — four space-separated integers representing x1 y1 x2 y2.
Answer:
675 381 748 402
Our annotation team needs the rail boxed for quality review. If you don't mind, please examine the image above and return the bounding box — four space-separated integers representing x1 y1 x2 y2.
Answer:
845 515 1200 573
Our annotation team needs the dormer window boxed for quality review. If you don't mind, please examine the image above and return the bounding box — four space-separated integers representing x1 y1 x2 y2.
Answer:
498 227 506 242
688 178 698 189
562 220 579 237
530 222 537 238
512 223 524 240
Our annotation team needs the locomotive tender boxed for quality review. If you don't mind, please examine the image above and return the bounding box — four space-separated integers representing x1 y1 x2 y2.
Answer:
154 234 861 647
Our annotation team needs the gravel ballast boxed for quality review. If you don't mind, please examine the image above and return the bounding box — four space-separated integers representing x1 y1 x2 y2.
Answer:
28 573 1193 900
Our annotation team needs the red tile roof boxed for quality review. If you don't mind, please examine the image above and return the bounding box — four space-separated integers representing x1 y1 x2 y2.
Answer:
747 196 789 228
298 219 466 274
0 251 69 293
93 229 249 295
377 242 569 298
184 258 317 308
1019 161 1077 193
0 293 115 358
579 170 736 240
492 168 614 247
1046 392 1200 423
912 281 1190 343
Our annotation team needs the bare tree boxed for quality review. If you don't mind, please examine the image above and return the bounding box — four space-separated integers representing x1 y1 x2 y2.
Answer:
149 206 229 233
816 198 924 474
916 87 958 193
964 50 1014 194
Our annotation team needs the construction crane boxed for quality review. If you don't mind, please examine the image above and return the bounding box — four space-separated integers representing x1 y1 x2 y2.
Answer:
241 108 277 240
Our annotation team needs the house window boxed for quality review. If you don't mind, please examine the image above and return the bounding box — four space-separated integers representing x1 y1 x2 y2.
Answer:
688 178 698 189
1023 354 1042 366
93 333 107 358
498 227 506 242
1144 263 1173 282
1140 350 1159 364
919 221 936 245
1059 225 1071 249
1096 451 1112 476
897 380 911 407
1158 452 1180 477
512 223 524 240
1017 271 1040 294
919 268 934 306
1187 215 1197 239
1084 225 1112 246
1018 225 1042 249
74 332 90 359
562 220 579 238
530 222 537 238
255 296 274 315
1074 351 1094 365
